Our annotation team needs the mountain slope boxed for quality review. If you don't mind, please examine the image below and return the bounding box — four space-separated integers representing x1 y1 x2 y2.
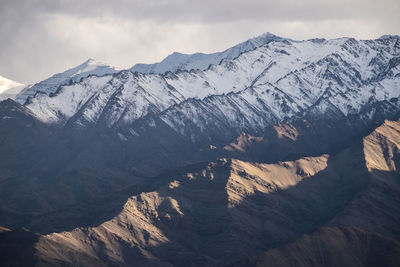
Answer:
0 99 149 232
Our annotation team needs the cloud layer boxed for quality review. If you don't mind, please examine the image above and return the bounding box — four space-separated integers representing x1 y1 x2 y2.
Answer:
1 0 399 83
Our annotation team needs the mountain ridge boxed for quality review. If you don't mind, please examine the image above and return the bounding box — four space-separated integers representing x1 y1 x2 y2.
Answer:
15 59 120 104
23 35 400 138
130 32 283 74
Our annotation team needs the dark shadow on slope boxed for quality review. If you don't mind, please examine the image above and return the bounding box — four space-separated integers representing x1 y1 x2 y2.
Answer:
230 226 400 267
327 168 400 240
220 117 378 163
220 103 400 164
24 161 219 235
0 227 40 267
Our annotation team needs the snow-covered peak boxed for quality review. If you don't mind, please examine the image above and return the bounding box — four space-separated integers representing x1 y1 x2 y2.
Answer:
79 58 117 71
15 59 120 104
236 32 282 50
0 75 26 101
0 75 24 94
130 32 283 74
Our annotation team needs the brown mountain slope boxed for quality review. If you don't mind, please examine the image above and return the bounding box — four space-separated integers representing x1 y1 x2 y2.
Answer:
363 118 400 172
34 148 368 266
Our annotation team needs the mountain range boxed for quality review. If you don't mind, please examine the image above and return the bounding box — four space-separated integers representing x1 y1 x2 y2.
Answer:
0 32 399 267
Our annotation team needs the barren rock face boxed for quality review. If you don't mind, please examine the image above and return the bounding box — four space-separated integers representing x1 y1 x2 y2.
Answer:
363 118 400 171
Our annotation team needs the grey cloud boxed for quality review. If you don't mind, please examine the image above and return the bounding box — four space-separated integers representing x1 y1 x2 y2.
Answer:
2 0 399 23
0 0 399 84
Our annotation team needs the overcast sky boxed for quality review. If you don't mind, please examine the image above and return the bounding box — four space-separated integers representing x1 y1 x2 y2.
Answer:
1 0 399 84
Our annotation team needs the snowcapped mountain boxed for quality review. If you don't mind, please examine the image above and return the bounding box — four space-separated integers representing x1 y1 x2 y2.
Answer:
16 59 120 104
0 75 25 101
23 34 400 144
11 33 281 107
130 32 282 74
